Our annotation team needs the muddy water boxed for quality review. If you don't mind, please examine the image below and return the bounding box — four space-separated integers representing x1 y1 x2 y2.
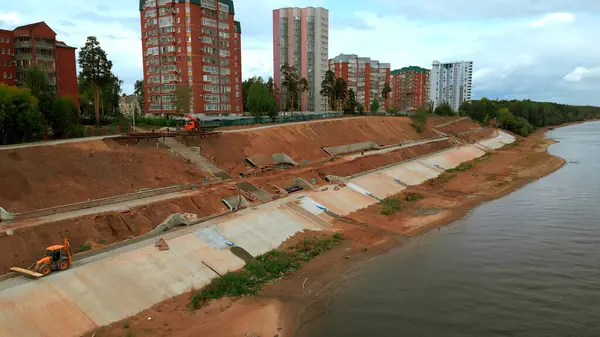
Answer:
298 122 600 337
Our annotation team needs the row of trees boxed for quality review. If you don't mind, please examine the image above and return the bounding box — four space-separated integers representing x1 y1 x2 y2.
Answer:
460 98 600 136
319 70 391 114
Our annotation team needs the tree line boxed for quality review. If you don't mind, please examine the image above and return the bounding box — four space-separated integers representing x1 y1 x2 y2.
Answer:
460 98 600 136
0 36 121 145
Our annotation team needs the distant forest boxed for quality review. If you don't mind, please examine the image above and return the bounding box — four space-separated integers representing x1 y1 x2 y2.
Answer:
459 99 600 136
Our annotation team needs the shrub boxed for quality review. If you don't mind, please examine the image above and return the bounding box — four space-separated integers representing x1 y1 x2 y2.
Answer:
380 197 401 216
189 234 343 310
78 243 92 252
446 162 473 172
404 192 424 202
426 174 455 187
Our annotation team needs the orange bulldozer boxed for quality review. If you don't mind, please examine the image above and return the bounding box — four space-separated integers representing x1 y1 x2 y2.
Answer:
10 237 72 278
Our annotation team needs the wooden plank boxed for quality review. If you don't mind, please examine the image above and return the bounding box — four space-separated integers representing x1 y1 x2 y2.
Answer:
10 267 43 278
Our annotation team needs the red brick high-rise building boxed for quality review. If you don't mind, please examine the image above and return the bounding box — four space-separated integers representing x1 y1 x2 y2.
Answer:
0 22 78 103
328 54 390 112
139 0 242 116
390 66 430 113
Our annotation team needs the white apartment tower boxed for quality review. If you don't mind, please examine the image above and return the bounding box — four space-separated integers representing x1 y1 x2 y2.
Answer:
430 60 473 112
273 7 329 112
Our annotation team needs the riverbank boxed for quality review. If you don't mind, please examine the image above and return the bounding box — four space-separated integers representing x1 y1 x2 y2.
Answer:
81 127 565 337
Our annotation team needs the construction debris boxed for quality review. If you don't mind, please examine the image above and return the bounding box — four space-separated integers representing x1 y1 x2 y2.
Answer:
155 238 169 251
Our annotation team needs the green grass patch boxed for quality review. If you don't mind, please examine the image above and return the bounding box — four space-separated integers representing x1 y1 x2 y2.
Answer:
96 239 106 245
189 235 344 310
426 173 456 187
446 154 493 173
380 197 401 216
78 243 92 253
404 192 425 202
446 162 473 172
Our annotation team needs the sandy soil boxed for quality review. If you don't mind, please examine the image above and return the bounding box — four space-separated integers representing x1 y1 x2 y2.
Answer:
80 126 565 337
0 139 205 212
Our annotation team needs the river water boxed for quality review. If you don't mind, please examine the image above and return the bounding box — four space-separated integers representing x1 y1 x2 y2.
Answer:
299 122 600 337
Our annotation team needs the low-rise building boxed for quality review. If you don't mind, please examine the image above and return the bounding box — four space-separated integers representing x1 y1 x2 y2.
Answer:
0 22 78 104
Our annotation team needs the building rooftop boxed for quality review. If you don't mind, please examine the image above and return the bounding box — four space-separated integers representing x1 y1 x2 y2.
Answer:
331 53 357 62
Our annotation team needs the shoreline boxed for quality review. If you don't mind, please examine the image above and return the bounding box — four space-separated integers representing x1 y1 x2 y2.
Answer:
81 125 568 337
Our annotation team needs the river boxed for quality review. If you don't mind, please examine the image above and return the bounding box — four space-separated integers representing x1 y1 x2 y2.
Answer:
298 122 600 337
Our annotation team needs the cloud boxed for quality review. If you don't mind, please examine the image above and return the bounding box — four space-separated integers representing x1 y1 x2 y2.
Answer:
0 12 21 26
531 12 575 27
373 0 599 19
563 67 600 82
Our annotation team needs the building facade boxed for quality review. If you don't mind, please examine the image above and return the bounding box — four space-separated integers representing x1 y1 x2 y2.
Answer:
273 7 328 112
390 66 430 113
139 0 243 116
430 60 473 112
119 94 142 118
328 53 390 111
0 22 78 103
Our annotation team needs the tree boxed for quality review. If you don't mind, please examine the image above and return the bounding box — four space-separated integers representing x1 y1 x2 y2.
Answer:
434 102 454 116
344 89 357 115
246 82 276 122
78 36 114 126
370 98 380 113
134 79 145 113
174 85 191 115
0 84 45 144
357 102 365 115
299 77 309 112
24 67 55 122
497 108 515 129
101 74 122 117
382 82 392 111
51 96 79 138
320 70 336 111
411 105 429 133
281 63 300 112
334 78 347 111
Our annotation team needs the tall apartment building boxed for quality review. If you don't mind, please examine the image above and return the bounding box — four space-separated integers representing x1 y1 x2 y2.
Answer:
390 66 430 113
139 0 243 116
430 60 473 112
273 7 328 112
328 53 390 111
0 22 78 103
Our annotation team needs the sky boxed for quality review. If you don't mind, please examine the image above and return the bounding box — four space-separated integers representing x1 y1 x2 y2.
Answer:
1 0 599 106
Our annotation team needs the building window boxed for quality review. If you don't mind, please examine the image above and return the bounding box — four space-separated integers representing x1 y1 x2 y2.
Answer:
186 26 191 32
205 103 219 111
8 73 12 79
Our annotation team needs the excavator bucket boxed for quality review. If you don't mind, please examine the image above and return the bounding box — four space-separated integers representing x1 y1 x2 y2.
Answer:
10 267 44 278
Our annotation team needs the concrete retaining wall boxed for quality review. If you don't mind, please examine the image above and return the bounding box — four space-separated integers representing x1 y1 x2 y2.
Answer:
0 183 201 223
0 130 517 337
323 141 379 156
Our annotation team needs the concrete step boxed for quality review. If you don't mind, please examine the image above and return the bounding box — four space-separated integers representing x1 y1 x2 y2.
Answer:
161 138 230 179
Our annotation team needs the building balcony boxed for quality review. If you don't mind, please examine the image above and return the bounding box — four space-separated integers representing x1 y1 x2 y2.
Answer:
14 40 31 48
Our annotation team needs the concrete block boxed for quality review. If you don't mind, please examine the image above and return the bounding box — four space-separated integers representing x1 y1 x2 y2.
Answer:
323 141 379 156
0 207 13 222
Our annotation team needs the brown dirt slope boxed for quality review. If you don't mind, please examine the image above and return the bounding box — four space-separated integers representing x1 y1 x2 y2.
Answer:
0 186 236 272
317 139 455 177
438 118 484 134
0 140 204 212
186 117 438 175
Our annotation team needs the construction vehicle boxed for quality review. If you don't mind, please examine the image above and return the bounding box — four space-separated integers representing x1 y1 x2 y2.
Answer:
183 115 220 132
10 237 72 278
184 115 202 131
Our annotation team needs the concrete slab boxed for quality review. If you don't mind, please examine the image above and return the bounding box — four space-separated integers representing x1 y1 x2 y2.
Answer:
350 173 406 200
309 187 377 216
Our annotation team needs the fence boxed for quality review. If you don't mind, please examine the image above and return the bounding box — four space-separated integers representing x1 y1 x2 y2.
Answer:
204 112 345 127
